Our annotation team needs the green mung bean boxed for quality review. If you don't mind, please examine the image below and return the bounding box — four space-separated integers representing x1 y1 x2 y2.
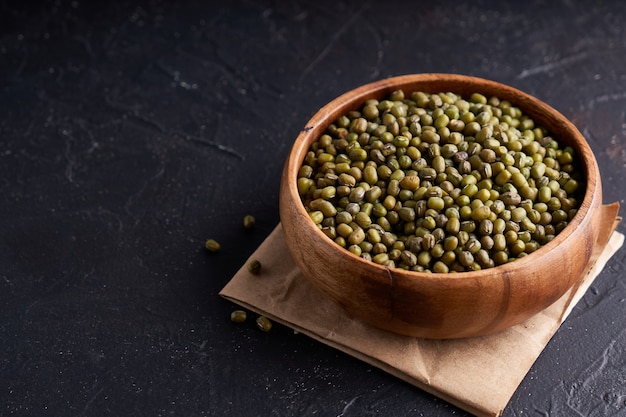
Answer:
243 215 256 229
205 239 221 253
230 310 247 323
256 316 273 332
247 259 262 275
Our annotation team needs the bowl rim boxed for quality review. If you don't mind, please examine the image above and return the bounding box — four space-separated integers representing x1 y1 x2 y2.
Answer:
282 73 601 281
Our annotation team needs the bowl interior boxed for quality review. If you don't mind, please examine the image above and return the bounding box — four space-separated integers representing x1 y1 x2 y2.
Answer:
286 74 598 268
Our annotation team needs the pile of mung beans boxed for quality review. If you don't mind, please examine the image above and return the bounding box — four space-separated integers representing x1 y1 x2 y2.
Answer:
297 90 584 273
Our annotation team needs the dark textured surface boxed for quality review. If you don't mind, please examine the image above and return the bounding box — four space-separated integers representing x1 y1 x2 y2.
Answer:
2 1 625 416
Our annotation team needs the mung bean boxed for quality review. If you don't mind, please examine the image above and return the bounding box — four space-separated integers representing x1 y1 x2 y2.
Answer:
230 310 247 323
205 239 221 253
243 215 256 229
256 316 272 332
248 259 262 275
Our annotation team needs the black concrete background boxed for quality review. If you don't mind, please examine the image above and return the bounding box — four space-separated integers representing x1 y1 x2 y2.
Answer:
2 1 626 416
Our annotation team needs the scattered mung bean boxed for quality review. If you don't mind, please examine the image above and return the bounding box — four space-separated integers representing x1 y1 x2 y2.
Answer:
243 214 256 229
205 239 221 253
256 316 272 332
230 310 247 323
247 259 262 275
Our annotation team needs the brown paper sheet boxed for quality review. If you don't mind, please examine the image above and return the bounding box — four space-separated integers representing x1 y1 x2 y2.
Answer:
220 203 623 417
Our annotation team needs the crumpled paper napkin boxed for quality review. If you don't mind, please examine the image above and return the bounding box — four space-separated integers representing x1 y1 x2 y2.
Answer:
220 203 622 417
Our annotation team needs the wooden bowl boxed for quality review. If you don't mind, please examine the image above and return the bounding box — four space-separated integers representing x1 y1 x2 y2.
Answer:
279 74 602 339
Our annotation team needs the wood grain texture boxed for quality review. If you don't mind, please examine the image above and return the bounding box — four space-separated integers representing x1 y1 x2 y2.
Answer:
280 74 603 339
